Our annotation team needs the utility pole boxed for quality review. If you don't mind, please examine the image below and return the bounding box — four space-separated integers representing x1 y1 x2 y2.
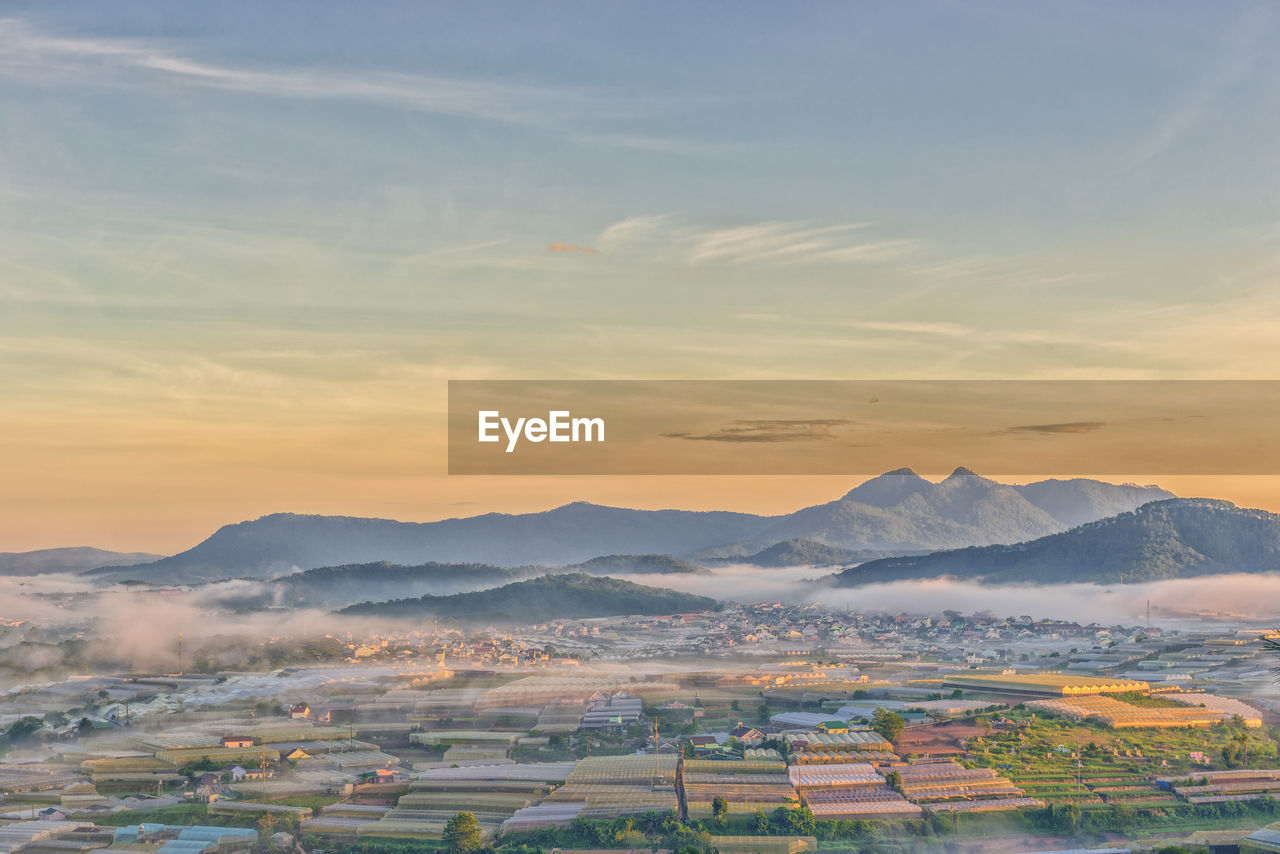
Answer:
177 631 183 677
654 723 660 785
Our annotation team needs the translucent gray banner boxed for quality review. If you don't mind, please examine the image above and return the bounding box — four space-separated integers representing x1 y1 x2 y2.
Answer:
448 380 1279 475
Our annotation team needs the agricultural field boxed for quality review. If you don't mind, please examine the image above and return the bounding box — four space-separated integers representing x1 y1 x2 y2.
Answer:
966 709 1280 811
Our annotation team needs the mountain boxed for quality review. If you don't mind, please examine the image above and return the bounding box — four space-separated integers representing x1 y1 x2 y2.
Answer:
729 538 908 568
567 554 707 575
89 470 1173 584
208 561 539 610
338 573 719 622
0 547 163 576
839 468 934 508
1013 478 1174 528
829 498 1280 586
208 553 705 611
742 468 1068 552
87 505 765 584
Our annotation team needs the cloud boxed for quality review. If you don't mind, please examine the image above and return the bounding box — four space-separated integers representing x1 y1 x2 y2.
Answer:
547 242 597 254
663 418 857 443
597 215 673 247
0 18 620 131
847 320 975 337
634 567 1280 625
1120 4 1272 171
1009 421 1107 434
594 215 916 266
687 222 897 265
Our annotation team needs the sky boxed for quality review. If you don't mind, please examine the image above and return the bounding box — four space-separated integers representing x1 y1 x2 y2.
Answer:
2 1 1279 552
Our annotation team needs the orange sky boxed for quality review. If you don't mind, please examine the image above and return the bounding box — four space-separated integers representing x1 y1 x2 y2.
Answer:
6 7 1280 556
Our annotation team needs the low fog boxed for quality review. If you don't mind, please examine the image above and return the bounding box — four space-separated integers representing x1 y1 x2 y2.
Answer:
4 565 1279 686
612 566 1280 627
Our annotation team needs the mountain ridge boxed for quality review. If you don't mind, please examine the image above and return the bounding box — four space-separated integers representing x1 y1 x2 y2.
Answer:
337 572 719 623
828 498 1280 586
87 470 1174 584
0 547 164 576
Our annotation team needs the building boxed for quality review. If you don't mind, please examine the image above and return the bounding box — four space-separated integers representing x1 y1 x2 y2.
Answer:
942 672 1150 696
110 824 258 853
579 696 643 731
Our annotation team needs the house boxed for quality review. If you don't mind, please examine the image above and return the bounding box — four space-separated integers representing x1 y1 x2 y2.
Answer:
729 724 765 745
289 704 311 719
688 735 719 752
222 735 254 749
226 765 248 781
282 747 312 761
196 782 234 803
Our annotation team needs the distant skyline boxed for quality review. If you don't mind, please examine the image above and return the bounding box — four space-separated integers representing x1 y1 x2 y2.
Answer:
2 2 1279 551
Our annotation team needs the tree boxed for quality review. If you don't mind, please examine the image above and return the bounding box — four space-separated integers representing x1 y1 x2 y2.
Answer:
712 796 729 820
754 809 769 835
1047 802 1080 833
4 717 44 744
442 811 484 854
871 708 906 744
771 806 816 836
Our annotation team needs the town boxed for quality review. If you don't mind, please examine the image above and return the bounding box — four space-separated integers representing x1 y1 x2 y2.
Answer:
6 605 1280 854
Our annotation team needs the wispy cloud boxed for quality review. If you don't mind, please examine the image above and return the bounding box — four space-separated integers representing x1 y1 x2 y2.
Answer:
841 319 1105 349
663 418 857 443
686 222 915 265
1119 4 1273 171
846 320 974 337
595 215 916 266
598 215 673 248
547 241 597 254
1009 421 1107 435
0 18 646 133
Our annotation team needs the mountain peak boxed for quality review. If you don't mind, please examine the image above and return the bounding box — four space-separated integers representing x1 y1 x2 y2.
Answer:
948 466 980 478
